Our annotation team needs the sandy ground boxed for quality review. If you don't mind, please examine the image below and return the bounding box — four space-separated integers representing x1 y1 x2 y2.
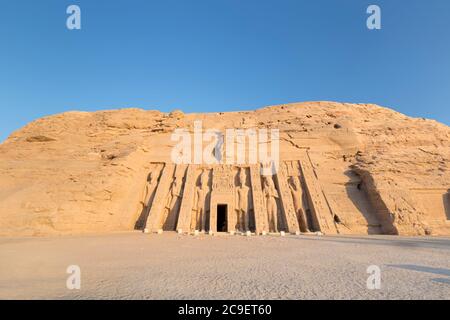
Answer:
0 232 449 299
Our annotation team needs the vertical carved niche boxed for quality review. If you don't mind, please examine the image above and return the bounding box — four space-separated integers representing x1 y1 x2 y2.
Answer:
176 165 198 233
283 161 315 232
177 166 213 233
135 162 164 230
190 167 212 232
162 165 187 230
261 174 285 232
274 162 301 233
298 152 339 234
249 165 268 234
144 164 188 232
234 166 255 232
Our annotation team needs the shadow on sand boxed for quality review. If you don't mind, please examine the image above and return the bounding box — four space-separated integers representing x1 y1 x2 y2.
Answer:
387 264 450 285
292 234 450 251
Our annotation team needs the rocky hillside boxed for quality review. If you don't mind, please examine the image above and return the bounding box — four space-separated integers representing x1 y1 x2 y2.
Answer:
0 102 449 236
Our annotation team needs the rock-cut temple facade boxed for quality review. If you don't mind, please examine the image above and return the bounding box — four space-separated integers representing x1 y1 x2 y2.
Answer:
0 102 449 236
138 158 345 235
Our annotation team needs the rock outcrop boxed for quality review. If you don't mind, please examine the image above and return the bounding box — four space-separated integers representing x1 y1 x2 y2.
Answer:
0 102 449 236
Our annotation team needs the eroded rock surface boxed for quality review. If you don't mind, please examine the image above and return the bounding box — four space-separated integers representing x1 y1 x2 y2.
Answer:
0 102 449 236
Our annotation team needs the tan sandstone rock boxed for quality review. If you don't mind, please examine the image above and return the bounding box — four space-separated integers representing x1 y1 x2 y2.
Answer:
0 102 449 237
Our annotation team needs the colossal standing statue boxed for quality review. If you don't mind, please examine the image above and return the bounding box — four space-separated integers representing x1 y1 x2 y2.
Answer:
263 176 279 232
235 168 250 232
194 169 210 232
142 171 158 209
162 175 183 228
289 176 310 232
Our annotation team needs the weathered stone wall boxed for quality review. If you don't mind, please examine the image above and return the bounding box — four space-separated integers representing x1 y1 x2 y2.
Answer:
1 102 449 236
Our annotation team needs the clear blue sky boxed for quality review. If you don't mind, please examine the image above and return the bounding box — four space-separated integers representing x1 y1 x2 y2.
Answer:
1 0 449 141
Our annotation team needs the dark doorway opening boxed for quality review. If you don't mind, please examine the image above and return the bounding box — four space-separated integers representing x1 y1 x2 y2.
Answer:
306 209 315 232
444 192 450 220
217 204 228 232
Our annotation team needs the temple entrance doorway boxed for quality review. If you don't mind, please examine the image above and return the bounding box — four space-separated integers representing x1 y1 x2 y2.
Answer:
217 204 228 232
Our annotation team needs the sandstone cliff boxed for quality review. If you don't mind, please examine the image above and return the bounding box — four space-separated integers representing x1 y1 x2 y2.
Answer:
0 102 449 236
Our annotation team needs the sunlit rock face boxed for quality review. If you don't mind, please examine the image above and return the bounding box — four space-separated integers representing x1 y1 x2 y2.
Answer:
1 101 449 237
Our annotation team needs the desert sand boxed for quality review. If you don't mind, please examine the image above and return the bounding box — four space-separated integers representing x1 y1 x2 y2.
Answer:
0 232 449 300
